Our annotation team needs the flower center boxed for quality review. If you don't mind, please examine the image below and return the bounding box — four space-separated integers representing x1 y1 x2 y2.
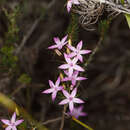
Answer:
71 77 74 81
70 63 73 67
11 122 15 126
76 50 79 54
69 97 73 101
58 44 62 49
54 87 57 91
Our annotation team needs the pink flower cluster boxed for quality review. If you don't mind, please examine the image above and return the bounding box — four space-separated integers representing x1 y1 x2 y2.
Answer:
42 35 91 118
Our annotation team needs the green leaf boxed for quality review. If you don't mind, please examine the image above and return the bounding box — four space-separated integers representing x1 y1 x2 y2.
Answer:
125 14 130 29
18 74 31 84
121 0 124 4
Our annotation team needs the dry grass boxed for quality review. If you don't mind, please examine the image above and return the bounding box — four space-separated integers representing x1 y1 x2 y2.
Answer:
73 0 130 30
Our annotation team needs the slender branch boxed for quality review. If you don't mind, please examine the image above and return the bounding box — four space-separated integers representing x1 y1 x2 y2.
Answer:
15 18 40 55
42 113 69 126
59 105 67 130
14 0 57 55
11 84 25 96
76 32 104 88
84 35 103 67
43 117 62 125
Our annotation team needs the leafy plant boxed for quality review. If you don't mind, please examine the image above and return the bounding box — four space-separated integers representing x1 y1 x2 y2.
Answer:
0 46 18 70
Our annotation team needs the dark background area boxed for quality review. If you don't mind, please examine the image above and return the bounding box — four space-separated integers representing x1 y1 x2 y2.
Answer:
0 0 130 130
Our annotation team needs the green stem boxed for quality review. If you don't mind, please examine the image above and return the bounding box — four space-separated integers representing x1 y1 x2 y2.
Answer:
72 117 93 130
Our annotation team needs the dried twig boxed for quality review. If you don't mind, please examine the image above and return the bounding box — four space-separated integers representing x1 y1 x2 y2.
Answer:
74 0 130 29
43 117 62 125
15 0 57 55
15 18 40 55
59 105 67 130
76 30 105 88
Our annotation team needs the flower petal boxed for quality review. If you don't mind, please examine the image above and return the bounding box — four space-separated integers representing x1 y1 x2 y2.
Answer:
52 91 57 101
78 105 83 112
59 99 69 105
71 88 77 97
67 1 72 12
73 71 79 77
76 77 87 81
12 126 17 130
59 64 69 69
63 90 70 98
72 79 76 86
68 67 73 77
15 120 24 126
62 77 70 82
56 76 60 87
67 45 76 52
72 57 78 64
61 35 68 43
74 65 84 72
57 86 63 91
53 37 60 45
49 80 54 88
58 44 63 50
69 101 74 112
77 41 83 50
73 98 84 104
64 53 71 63
62 41 68 47
80 112 87 117
1 119 10 125
63 70 69 76
5 126 12 130
80 50 91 54
68 52 76 58
48 45 57 49
11 112 16 123
77 54 83 62
42 88 54 94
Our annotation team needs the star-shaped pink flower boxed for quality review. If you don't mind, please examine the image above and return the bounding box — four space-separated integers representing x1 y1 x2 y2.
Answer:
59 88 84 112
59 53 84 77
68 105 87 119
68 40 91 62
48 35 68 50
42 76 63 101
62 71 87 86
67 0 80 12
1 112 24 130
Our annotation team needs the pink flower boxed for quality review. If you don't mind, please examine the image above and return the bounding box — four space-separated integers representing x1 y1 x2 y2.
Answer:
59 53 84 77
68 105 87 119
68 41 91 62
59 88 84 112
1 112 24 130
62 71 87 86
42 76 63 101
67 0 80 12
48 35 68 50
